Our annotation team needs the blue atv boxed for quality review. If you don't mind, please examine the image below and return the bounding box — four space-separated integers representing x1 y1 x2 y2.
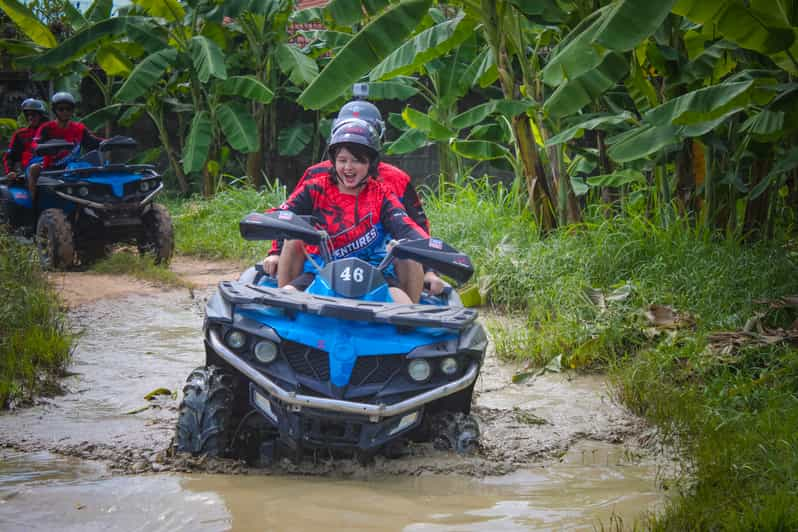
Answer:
0 136 173 269
175 211 487 464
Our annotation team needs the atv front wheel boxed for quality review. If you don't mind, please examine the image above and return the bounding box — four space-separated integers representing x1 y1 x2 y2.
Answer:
36 209 75 270
175 366 234 456
138 203 174 264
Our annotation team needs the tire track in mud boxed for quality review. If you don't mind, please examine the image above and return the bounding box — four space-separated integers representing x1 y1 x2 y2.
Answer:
0 262 651 478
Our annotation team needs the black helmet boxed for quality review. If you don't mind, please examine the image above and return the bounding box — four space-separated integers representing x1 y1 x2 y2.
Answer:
21 98 47 115
328 118 381 179
332 100 385 139
51 91 76 107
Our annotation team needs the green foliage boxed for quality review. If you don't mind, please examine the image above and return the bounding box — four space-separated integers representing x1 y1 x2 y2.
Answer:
166 183 286 261
0 232 71 408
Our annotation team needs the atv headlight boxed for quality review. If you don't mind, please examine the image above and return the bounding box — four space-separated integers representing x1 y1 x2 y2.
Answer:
408 359 431 382
440 357 458 376
254 340 278 364
139 181 150 192
78 186 89 197
226 330 247 350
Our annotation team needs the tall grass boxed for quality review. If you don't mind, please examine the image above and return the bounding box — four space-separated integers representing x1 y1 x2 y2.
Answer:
0 232 72 408
164 182 286 262
425 176 798 530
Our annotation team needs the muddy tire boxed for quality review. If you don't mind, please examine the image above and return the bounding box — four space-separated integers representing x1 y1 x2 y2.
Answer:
36 208 74 270
175 366 234 457
138 203 174 264
431 412 480 454
78 240 109 267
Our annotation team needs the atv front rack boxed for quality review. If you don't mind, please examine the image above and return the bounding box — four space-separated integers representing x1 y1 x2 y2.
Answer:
218 280 478 330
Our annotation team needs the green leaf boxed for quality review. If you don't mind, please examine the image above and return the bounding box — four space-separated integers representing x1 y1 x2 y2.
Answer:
217 76 274 103
298 0 433 109
544 52 629 118
592 0 678 52
451 100 533 130
401 107 453 141
673 0 795 55
63 1 88 31
190 36 228 83
570 175 589 196
96 44 133 76
217 103 259 153
115 48 178 102
545 112 635 146
586 169 646 187
325 0 387 25
22 17 157 68
462 48 498 89
643 80 756 126
369 13 477 80
741 109 786 141
278 122 314 156
451 140 512 161
625 53 659 113
183 111 213 174
132 0 185 22
385 128 428 154
81 103 128 131
541 9 608 87
85 0 112 22
0 0 57 48
607 124 681 162
276 43 319 86
365 80 418 100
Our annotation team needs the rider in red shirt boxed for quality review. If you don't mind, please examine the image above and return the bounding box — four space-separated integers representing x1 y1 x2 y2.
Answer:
26 92 103 201
263 99 444 297
2 99 47 180
276 119 428 304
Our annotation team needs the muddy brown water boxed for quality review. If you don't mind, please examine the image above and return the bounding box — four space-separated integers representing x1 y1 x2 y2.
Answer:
0 283 672 531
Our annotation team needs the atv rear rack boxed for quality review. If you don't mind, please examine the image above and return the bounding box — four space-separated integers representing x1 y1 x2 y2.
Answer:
218 280 478 330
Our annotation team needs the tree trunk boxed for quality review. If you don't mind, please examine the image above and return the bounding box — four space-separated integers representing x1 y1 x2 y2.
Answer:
675 138 695 214
743 159 771 239
512 115 555 230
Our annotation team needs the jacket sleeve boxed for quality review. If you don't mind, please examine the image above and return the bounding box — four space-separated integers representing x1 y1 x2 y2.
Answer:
267 166 319 255
399 180 430 233
380 191 429 242
3 131 22 173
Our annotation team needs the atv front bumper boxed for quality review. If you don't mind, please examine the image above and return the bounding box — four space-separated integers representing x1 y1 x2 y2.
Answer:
208 328 479 421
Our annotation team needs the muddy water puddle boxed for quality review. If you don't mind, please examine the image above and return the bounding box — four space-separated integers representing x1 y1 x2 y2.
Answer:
0 289 670 529
1 441 662 531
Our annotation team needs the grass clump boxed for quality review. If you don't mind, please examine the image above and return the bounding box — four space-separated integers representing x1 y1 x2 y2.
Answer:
164 183 285 262
0 232 72 408
90 250 188 288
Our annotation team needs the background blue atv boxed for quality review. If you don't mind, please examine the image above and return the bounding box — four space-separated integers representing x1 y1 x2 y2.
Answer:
176 211 487 464
0 136 173 269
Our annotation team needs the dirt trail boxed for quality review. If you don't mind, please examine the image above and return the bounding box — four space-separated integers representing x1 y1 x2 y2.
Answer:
1 256 657 478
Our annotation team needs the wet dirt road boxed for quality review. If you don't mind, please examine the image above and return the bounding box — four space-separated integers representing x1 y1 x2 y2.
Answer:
0 264 671 530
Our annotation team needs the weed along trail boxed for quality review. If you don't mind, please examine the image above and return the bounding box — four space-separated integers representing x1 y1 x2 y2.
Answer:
0 259 669 530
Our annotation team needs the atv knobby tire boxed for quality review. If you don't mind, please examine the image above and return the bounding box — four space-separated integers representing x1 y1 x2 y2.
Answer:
36 208 74 270
138 203 174 264
175 366 234 456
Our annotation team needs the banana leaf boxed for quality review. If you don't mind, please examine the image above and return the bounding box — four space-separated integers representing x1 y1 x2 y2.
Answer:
451 140 512 161
217 103 259 153
385 128 428 155
607 123 681 162
96 44 133 76
278 122 314 157
0 0 57 48
85 0 112 22
183 111 213 174
365 80 419 100
543 52 628 118
114 48 178 102
276 43 319 86
190 36 227 83
451 100 533 131
298 0 433 109
132 0 185 21
369 12 476 80
545 112 635 146
401 107 453 141
216 76 274 103
592 0 678 52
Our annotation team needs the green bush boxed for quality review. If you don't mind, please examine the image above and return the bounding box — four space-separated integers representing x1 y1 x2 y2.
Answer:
0 232 72 408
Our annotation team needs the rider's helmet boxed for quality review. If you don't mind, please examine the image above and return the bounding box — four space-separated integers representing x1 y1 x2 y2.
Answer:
21 98 47 117
51 91 76 108
332 100 385 140
328 118 381 180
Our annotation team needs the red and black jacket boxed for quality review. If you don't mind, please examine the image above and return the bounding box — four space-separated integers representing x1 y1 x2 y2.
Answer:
3 126 38 174
268 161 429 256
276 173 429 265
33 120 103 167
